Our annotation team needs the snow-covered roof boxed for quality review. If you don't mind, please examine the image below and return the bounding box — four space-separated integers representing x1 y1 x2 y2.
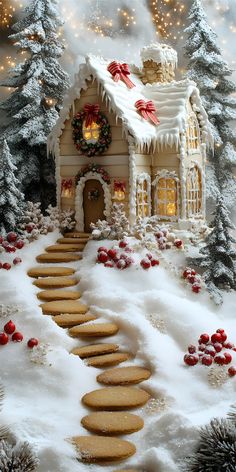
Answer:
48 53 212 154
141 43 178 68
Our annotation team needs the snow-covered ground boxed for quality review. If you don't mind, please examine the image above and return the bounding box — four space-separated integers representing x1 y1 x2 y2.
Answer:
1 232 236 472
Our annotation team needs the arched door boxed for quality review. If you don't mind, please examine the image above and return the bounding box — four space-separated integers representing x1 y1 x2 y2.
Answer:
83 179 105 232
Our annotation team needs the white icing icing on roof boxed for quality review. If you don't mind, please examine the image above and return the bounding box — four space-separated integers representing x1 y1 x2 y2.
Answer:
48 53 212 155
141 43 178 68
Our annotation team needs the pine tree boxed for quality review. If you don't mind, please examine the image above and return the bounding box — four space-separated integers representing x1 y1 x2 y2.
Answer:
184 0 236 207
196 196 236 304
0 140 25 235
0 0 70 208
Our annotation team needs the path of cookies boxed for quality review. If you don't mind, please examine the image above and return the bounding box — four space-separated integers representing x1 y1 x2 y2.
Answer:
28 232 152 471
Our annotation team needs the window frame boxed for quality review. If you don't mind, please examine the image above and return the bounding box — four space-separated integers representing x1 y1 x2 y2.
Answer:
186 165 203 218
82 120 100 143
152 171 179 221
186 112 201 154
136 173 151 218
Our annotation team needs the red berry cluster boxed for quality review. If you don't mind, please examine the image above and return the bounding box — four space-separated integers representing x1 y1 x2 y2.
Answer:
183 267 201 294
0 233 24 270
184 329 236 377
174 239 183 249
96 241 134 270
155 229 171 250
0 320 38 349
140 253 160 270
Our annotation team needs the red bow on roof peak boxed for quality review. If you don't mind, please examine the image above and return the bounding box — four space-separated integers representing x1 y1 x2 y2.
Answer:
107 61 135 89
135 99 160 125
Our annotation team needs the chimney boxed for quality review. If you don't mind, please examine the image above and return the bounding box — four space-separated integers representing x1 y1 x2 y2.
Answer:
141 43 178 85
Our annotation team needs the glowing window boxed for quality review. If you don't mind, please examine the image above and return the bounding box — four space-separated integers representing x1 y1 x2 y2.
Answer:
136 178 150 217
82 121 100 142
156 177 178 218
187 166 202 217
186 115 199 151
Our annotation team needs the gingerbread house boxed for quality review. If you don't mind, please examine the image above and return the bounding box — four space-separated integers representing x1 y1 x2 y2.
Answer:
48 43 212 232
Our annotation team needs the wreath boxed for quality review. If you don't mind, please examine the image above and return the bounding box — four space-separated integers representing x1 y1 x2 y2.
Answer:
72 104 112 157
75 164 111 185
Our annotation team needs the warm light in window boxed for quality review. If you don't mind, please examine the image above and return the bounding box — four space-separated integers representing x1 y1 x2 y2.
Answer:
61 179 74 198
156 178 177 217
83 121 100 142
113 180 126 201
187 167 202 217
136 178 150 217
186 115 199 151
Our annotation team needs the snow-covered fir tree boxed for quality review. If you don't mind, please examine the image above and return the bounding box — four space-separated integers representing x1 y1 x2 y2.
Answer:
91 203 130 240
184 0 236 207
196 196 236 304
0 0 70 208
0 140 25 235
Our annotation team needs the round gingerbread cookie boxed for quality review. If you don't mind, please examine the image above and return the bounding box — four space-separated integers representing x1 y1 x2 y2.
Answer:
55 313 97 328
86 352 129 368
71 436 136 463
69 323 119 338
82 387 150 410
97 366 151 385
71 343 119 358
81 411 144 435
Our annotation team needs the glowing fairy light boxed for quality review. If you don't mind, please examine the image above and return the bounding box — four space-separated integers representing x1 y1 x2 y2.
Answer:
0 0 23 28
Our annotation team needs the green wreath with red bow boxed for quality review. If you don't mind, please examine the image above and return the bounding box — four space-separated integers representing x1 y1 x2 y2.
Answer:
72 104 112 157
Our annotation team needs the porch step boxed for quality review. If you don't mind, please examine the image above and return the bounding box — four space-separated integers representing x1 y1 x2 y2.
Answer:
41 300 88 315
81 411 144 435
46 244 85 252
33 276 78 289
57 237 89 244
71 343 119 358
28 267 75 278
54 313 97 328
82 387 150 410
69 323 119 338
71 436 136 463
37 290 81 302
86 352 130 368
64 232 90 238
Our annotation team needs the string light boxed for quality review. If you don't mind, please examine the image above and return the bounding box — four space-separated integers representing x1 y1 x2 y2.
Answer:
0 0 23 28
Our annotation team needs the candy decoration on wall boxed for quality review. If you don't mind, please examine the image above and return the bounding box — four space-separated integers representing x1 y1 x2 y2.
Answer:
107 61 135 89
113 180 126 201
61 179 74 198
135 100 160 125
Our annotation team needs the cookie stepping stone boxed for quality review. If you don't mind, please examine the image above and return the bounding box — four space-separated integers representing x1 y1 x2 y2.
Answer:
46 244 85 252
71 343 119 358
33 277 78 289
81 412 144 435
71 436 136 463
36 253 82 263
82 387 150 410
87 352 130 368
69 323 119 338
28 267 75 278
55 313 97 328
97 366 151 386
57 237 89 244
37 290 81 301
41 300 88 315
64 232 90 238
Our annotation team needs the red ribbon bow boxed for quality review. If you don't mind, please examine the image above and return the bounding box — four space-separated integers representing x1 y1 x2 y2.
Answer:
107 61 135 89
61 179 73 190
135 100 160 125
84 103 100 127
114 180 126 192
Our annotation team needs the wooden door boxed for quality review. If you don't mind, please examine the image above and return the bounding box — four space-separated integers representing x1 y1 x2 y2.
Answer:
83 179 105 232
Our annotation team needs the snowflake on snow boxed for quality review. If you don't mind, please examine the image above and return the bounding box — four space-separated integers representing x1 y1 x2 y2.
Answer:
208 366 228 387
29 343 51 366
0 304 22 319
143 397 170 414
146 314 167 333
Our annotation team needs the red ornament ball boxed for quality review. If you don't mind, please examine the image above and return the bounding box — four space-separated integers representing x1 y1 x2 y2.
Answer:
13 257 22 265
223 342 234 349
0 332 9 345
12 332 23 343
192 284 201 293
214 354 225 365
104 261 114 268
7 232 17 243
216 328 225 334
97 246 107 253
3 263 11 271
205 345 216 357
174 239 183 248
119 240 128 248
27 338 39 349
107 248 117 260
151 259 160 267
214 342 222 353
211 333 222 344
228 366 236 377
97 251 108 263
15 240 24 249
5 245 16 253
199 333 210 344
184 354 199 366
224 352 232 365
4 320 16 335
201 355 213 366
116 259 127 270
140 258 151 270
187 275 196 284
221 332 227 343
188 344 196 354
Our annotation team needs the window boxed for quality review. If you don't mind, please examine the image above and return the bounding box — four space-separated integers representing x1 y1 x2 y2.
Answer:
82 121 100 142
186 114 199 151
155 177 178 219
136 176 150 217
186 166 202 217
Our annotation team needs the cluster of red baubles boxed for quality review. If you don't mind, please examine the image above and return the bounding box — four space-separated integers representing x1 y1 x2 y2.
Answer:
96 241 134 269
140 253 160 270
184 329 236 377
0 320 38 349
183 267 202 294
0 232 24 269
